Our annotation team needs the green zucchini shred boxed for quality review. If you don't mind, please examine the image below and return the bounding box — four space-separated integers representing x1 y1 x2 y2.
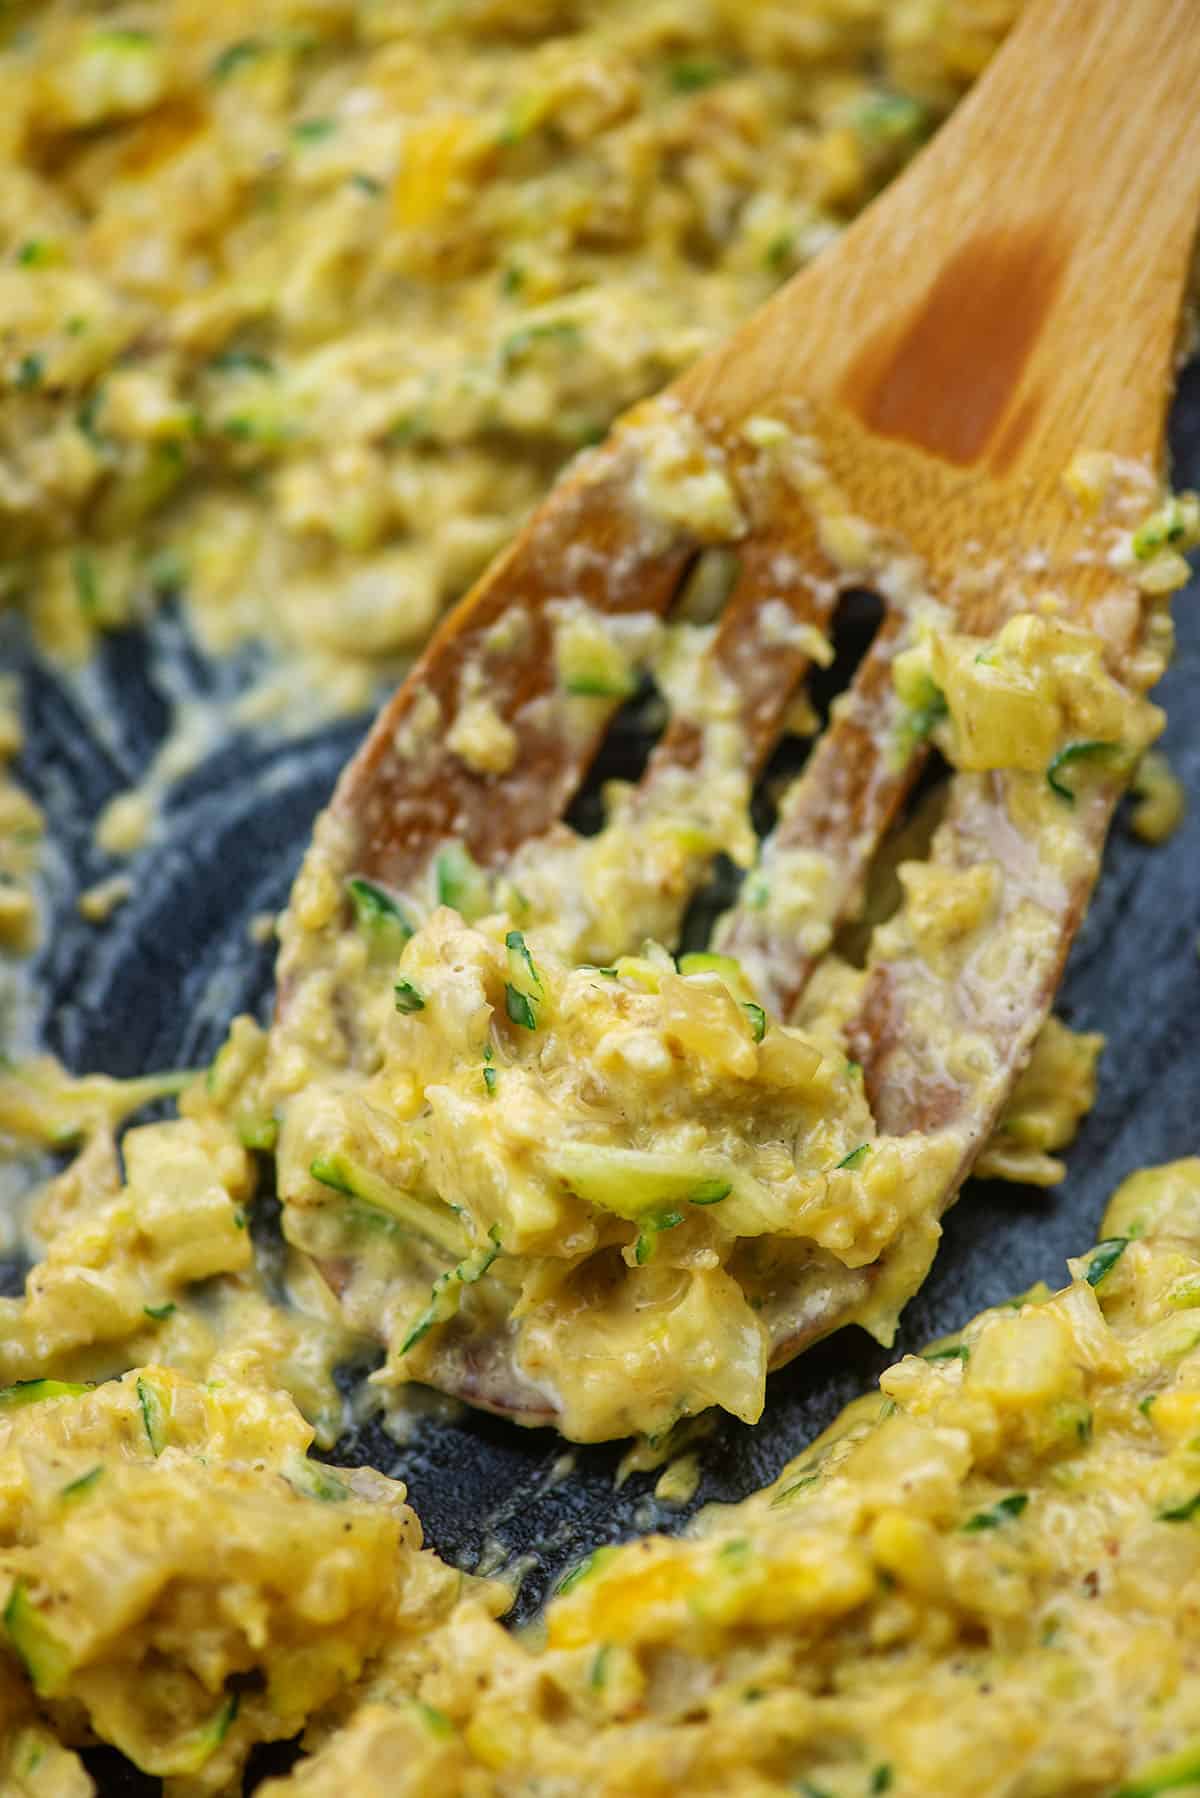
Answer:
962 1492 1028 1532
210 37 265 80
1116 1737 1200 1796
634 1210 684 1264
399 1229 503 1356
769 1471 819 1508
564 672 635 698
742 1001 767 1043
1131 499 1192 561
505 984 537 1030
211 348 274 376
91 27 155 48
412 1700 454 1737
136 1376 168 1457
1085 1236 1129 1287
505 929 542 993
836 1143 871 1171
435 842 491 921
0 1379 92 1408
310 1153 467 1256
898 677 948 756
689 1180 731 1206
3 1581 73 1695
60 1465 104 1499
1046 739 1121 803
346 875 414 941
309 1154 359 1199
76 388 105 446
499 320 582 370
857 91 928 142
72 554 100 617
1158 1490 1200 1523
667 58 727 91
155 1692 240 1776
283 1452 349 1504
237 1113 279 1152
16 353 43 391
555 1544 617 1597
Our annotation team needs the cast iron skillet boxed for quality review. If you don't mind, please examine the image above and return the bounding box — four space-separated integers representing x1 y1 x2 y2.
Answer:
7 363 1200 1793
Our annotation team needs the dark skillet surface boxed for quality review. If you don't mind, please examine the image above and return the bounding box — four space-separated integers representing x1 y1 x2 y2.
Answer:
6 362 1200 1793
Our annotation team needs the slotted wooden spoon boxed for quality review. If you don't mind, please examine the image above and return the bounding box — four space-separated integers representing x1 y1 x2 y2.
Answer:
281 0 1200 1428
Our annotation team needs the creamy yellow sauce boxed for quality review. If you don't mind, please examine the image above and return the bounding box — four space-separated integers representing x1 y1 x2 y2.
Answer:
1 0 1198 1790
6 1161 1200 1794
0 431 1190 1775
265 1156 1200 1798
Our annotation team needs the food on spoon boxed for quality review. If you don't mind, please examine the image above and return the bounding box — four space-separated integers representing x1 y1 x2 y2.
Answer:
266 566 1166 1440
279 913 953 1441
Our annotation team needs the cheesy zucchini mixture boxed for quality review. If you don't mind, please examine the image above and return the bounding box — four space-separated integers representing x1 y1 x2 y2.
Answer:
253 1158 1200 1798
0 0 1011 705
7 1159 1200 1794
1 0 1199 1789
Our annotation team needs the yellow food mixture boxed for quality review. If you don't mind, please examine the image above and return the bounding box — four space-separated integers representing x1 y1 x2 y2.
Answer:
0 528 1176 1779
1 0 1198 1789
6 1160 1200 1794
0 0 1011 703
253 1158 1200 1798
0 1367 495 1787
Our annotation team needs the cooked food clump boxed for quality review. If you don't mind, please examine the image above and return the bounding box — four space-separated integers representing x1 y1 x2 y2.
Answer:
278 909 958 1439
0 1368 481 1792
